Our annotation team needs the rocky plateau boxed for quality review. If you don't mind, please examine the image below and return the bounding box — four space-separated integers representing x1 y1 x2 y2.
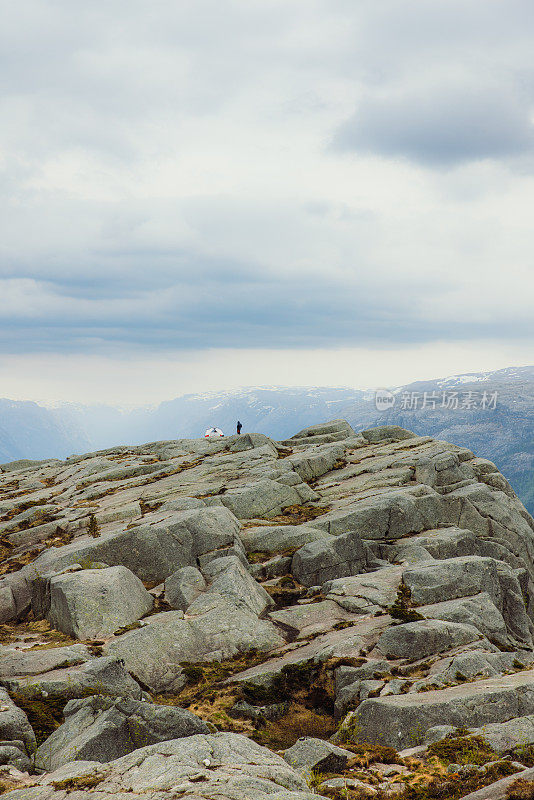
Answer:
0 420 533 798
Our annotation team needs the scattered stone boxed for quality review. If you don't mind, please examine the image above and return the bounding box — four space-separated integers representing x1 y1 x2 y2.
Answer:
283 736 353 772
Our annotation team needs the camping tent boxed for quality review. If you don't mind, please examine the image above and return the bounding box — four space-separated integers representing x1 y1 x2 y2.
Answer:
204 427 224 438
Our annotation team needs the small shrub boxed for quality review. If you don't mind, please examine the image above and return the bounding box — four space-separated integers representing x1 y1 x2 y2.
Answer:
247 551 269 564
268 504 331 525
279 575 296 587
387 583 423 622
346 741 400 767
87 514 100 538
113 621 142 635
407 722 425 747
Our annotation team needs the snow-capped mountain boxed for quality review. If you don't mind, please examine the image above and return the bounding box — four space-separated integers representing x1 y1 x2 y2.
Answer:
0 366 532 513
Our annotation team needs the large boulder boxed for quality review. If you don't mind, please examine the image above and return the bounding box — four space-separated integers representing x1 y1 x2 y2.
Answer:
45 566 153 640
471 714 534 754
36 506 240 584
205 478 318 519
285 419 355 445
0 585 17 624
0 644 91 679
310 485 448 539
105 600 284 693
190 556 274 616
240 525 334 555
376 620 487 660
360 426 416 444
8 732 321 799
352 668 534 749
387 527 477 562
3 656 145 703
286 443 347 483
427 650 533 686
0 743 32 772
292 531 372 587
283 737 353 773
403 556 533 646
269 600 359 640
323 566 403 613
35 695 210 771
387 526 523 568
418 593 510 647
164 566 206 611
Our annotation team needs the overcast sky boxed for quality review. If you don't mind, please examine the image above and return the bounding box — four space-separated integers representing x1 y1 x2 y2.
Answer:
1 0 533 403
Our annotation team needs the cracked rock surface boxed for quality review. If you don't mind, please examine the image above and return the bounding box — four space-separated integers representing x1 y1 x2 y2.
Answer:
1 419 534 798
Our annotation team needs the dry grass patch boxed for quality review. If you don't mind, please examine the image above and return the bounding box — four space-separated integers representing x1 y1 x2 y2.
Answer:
253 703 337 750
507 778 534 799
0 548 42 575
427 732 497 766
51 772 105 791
267 504 331 525
0 619 75 647
11 693 67 745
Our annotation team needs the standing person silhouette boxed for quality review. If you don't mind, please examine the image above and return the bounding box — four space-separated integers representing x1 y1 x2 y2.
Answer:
236 420 242 435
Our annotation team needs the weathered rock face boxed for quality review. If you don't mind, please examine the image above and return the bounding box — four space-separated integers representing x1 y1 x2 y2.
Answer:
45 566 154 640
352 668 534 749
35 695 211 771
2 656 145 704
0 688 35 757
163 566 206 610
0 420 534 799
6 733 323 799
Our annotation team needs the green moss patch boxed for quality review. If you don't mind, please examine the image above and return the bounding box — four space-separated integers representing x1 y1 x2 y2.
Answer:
427 733 497 766
11 694 67 746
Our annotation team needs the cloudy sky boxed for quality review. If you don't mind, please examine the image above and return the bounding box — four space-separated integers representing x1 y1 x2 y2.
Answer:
1 0 533 403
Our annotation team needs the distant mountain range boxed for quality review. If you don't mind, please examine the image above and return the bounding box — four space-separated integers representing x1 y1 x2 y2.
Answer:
0 365 532 514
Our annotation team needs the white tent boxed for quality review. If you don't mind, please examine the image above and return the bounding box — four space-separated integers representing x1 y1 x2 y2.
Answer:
204 427 224 438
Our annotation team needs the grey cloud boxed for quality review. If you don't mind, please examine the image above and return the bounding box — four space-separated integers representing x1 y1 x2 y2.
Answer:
0 0 533 367
0 260 530 356
333 84 534 166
